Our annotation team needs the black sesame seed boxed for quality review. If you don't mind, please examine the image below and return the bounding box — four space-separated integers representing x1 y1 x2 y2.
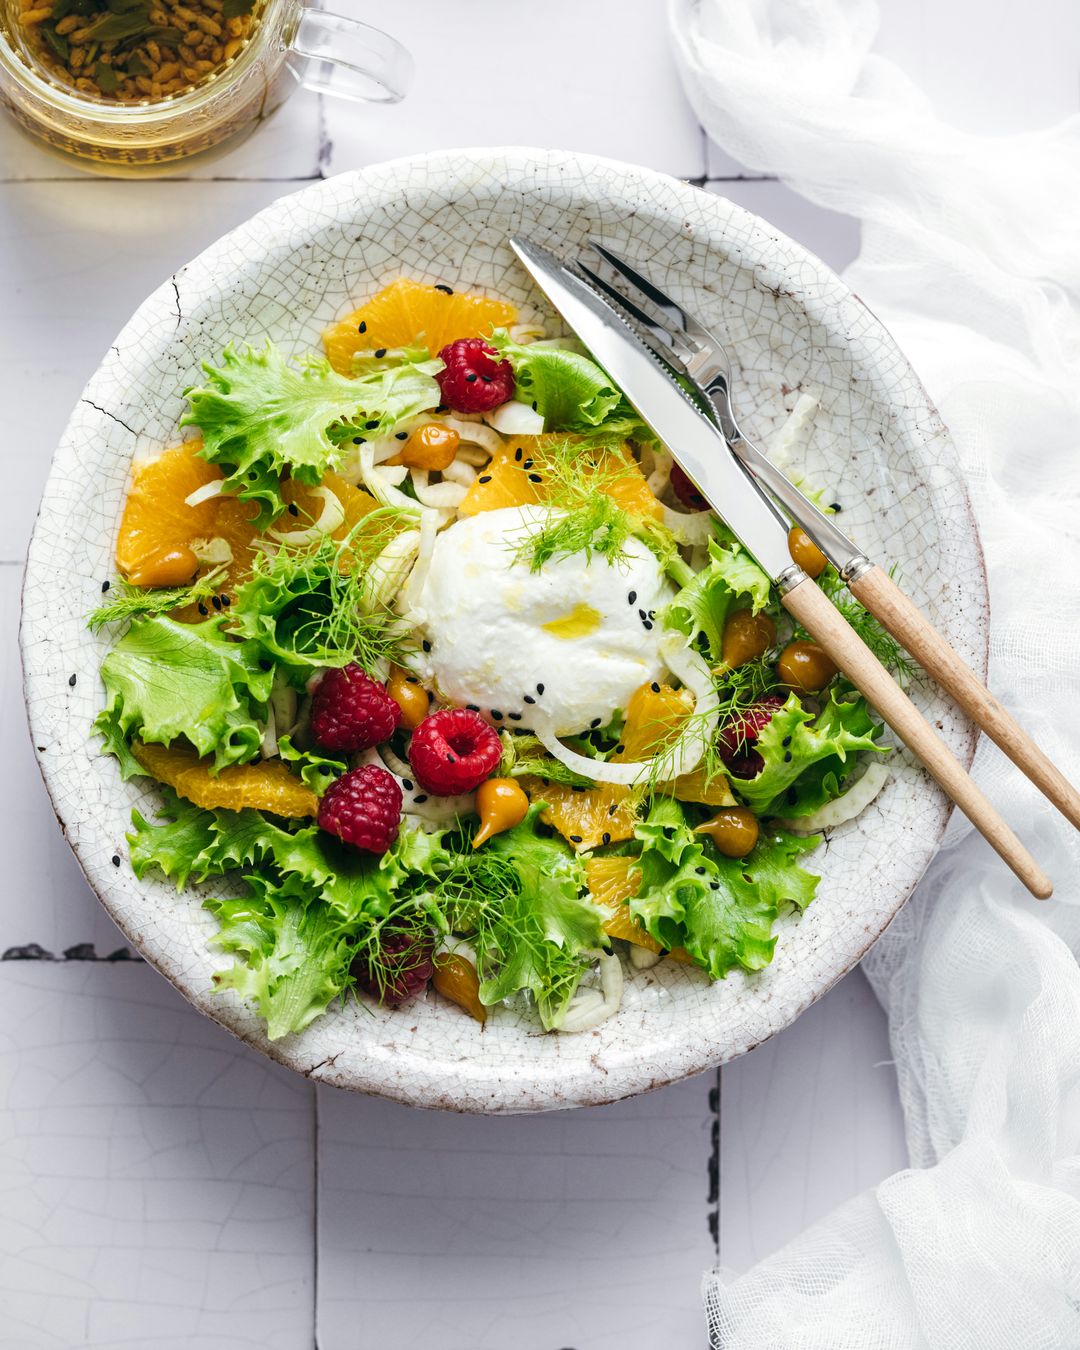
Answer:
528 473 543 483
509 712 522 721
608 803 618 815
259 659 272 671
248 470 258 481
786 787 799 805
710 881 720 891
67 673 76 687
402 778 413 791
395 431 408 440
590 717 602 729
374 348 387 359
648 609 656 620
198 603 209 616
491 710 504 720
638 609 647 621
569 834 583 843
211 595 222 611
101 580 110 593
480 375 492 384
522 459 534 469
434 283 454 295
422 640 432 653
111 854 121 867
319 764 331 773
353 436 365 445
628 590 637 604
514 447 523 462
288 502 300 516
829 502 843 513
536 683 545 694
358 320 367 333
602 832 611 845
695 866 706 876
643 620 654 630
531 401 538 411
650 682 661 693
478 475 492 484
465 372 478 383
783 750 793 762
405 675 419 685
435 404 448 414
413 793 428 803
446 754 457 764
782 735 792 747
221 595 231 607
466 703 479 712
523 694 536 705
615 744 625 754
365 420 379 430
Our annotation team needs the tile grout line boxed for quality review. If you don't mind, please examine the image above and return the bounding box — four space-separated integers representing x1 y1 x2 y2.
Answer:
312 1081 320 1350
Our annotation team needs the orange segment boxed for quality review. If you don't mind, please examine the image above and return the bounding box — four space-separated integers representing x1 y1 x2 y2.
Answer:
116 441 219 587
323 278 517 373
585 857 659 950
522 776 636 854
617 682 737 807
585 856 694 963
132 741 319 818
459 437 662 520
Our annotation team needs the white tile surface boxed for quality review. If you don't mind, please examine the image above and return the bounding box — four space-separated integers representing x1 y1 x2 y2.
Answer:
316 1075 717 1350
323 0 705 180
718 968 907 1271
0 962 314 1348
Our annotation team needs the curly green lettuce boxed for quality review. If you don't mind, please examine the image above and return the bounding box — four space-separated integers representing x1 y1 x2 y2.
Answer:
734 691 885 816
665 530 774 662
182 343 441 527
490 331 650 439
628 796 820 978
95 614 274 778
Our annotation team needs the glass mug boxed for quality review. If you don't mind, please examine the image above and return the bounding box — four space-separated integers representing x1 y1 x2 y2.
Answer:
0 0 412 175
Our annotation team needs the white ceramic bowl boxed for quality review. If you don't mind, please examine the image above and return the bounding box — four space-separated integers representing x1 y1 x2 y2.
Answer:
21 149 986 1113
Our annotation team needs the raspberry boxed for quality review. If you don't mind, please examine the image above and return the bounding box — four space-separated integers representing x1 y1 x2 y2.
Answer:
435 338 514 413
408 708 502 795
310 664 401 753
670 462 708 511
717 694 786 779
318 764 402 854
353 931 435 1006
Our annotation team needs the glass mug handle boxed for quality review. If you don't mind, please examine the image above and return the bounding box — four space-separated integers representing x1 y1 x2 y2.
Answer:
287 6 413 104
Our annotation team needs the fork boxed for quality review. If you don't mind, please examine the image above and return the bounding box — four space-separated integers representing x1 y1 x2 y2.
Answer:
577 240 1080 838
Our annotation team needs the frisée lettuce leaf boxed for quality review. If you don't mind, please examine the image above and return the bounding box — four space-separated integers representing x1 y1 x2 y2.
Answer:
628 797 820 978
183 343 441 527
95 614 274 778
733 691 885 816
665 531 774 662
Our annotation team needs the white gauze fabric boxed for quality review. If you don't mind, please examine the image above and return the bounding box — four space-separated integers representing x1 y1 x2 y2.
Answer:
667 1 1080 1346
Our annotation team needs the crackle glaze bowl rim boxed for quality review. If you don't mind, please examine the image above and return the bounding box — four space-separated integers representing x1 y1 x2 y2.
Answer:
21 148 987 1114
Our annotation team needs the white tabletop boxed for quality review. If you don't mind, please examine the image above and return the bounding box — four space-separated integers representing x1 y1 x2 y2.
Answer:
2 2 1076 1345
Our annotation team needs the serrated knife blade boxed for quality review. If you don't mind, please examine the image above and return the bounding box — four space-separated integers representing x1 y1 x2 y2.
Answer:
508 235 797 583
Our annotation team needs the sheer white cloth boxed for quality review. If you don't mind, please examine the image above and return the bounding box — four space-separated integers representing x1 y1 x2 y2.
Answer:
667 1 1080 1345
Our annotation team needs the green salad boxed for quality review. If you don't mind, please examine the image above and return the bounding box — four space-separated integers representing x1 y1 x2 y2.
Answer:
91 277 904 1039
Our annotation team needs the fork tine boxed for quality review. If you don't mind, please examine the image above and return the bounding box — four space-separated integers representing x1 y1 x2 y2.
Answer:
588 239 688 324
567 261 692 375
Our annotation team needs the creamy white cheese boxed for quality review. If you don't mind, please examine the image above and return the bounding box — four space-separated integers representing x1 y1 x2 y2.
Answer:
412 505 674 735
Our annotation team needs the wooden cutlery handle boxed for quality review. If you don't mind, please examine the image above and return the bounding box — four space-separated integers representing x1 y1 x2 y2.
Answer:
782 576 1052 900
849 565 1080 833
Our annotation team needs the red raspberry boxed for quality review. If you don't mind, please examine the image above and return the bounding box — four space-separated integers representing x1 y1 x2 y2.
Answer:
353 931 435 1006
310 664 401 753
318 764 402 854
670 462 708 511
435 338 514 413
717 694 786 779
408 707 502 795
